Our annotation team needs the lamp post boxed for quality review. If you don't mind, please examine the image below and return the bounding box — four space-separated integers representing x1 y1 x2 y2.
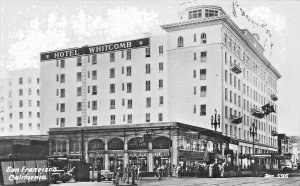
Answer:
211 110 221 162
249 123 257 170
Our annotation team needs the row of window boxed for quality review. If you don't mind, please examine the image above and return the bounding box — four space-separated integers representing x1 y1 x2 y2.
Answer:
9 77 39 86
8 112 40 119
188 9 219 19
193 86 207 97
178 33 207 48
8 100 36 109
8 89 40 97
224 125 277 146
193 69 207 80
5 123 40 131
58 113 164 127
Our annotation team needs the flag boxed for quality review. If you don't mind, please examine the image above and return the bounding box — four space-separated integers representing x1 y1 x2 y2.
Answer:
261 103 271 116
270 104 276 113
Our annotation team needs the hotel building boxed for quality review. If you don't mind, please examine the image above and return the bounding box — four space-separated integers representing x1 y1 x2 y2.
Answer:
42 5 281 170
0 68 41 136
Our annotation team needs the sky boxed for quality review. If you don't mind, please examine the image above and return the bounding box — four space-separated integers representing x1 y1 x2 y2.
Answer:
0 0 299 136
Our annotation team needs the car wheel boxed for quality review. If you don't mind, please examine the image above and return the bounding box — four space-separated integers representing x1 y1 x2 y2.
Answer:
51 176 57 184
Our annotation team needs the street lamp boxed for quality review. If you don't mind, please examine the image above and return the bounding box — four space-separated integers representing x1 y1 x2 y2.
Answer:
249 123 257 166
211 110 221 161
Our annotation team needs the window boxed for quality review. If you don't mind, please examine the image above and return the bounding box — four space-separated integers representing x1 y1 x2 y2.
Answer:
225 88 228 100
19 112 23 119
60 118 65 127
60 74 65 83
159 79 163 89
19 123 23 130
205 9 218 17
37 89 40 96
126 50 131 60
77 117 82 126
200 86 206 97
37 100 40 107
28 100 32 107
146 81 151 91
194 34 197 42
110 68 115 78
19 100 23 107
200 69 206 80
110 84 115 93
92 55 97 64
159 96 164 106
200 105 206 116
146 113 150 122
188 9 202 19
91 100 97 110
194 87 197 95
234 93 237 105
110 99 115 109
92 70 97 80
37 78 40 84
158 113 163 121
19 89 23 96
110 52 115 62
194 52 197 61
29 111 32 118
9 113 12 119
193 70 196 78
77 57 82 66
77 72 81 82
77 87 82 96
60 60 65 68
19 77 23 85
225 70 228 82
159 45 163 55
77 102 82 111
159 62 163 72
92 85 97 95
126 66 132 76
110 115 116 124
178 36 184 47
29 123 32 129
225 106 228 118
60 89 65 98
60 103 65 112
128 114 132 124
234 76 237 88
146 97 151 108
193 105 196 113
201 33 207 44
128 99 132 109
200 51 207 62
92 116 97 125
127 83 132 93
230 91 232 102
145 47 150 57
225 52 227 64
146 64 151 74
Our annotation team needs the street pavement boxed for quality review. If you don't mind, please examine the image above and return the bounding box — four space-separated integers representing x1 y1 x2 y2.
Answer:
50 171 300 186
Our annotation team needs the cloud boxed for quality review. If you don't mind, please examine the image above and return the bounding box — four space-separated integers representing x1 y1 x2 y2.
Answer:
248 6 285 32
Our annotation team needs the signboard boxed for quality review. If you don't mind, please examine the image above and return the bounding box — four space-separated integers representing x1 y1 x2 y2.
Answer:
41 38 150 61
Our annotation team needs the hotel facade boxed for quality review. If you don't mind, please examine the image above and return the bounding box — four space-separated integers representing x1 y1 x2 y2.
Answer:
41 5 281 171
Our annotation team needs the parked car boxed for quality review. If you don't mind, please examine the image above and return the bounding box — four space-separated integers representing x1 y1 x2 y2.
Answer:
50 167 72 184
282 162 292 172
89 170 113 181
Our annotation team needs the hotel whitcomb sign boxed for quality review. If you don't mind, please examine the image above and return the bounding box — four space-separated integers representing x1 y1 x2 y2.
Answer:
40 38 150 61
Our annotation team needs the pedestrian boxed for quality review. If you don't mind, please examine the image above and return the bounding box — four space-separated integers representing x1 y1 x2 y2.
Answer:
137 165 141 181
209 164 213 178
131 165 137 185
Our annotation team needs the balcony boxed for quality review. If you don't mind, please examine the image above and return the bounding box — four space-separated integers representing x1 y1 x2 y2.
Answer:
250 109 265 119
271 94 278 101
230 63 242 74
230 115 243 124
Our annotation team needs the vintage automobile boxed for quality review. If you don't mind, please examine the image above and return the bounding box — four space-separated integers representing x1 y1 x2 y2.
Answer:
50 167 72 184
282 162 293 172
89 169 114 181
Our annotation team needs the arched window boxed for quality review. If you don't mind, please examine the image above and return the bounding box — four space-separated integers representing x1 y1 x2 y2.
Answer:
88 139 105 151
201 33 207 44
108 138 124 150
178 36 184 47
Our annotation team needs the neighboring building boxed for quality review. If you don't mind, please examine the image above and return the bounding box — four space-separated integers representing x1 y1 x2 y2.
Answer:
0 68 41 136
290 136 300 163
41 5 281 169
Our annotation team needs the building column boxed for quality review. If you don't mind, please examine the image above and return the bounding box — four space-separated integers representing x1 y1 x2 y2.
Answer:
124 138 128 170
172 135 178 166
66 139 69 154
85 140 89 163
105 154 109 170
49 139 53 156
105 138 108 151
148 152 153 172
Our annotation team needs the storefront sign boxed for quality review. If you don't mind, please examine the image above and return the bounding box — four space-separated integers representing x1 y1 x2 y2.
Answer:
128 137 148 150
41 38 149 61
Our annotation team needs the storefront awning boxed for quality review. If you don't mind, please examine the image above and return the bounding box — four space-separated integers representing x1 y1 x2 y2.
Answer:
180 150 209 162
